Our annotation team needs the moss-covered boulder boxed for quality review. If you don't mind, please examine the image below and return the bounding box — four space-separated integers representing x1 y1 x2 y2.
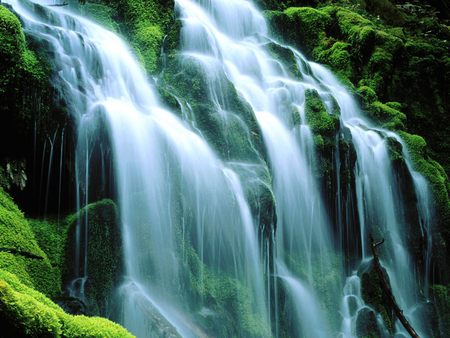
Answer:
355 307 381 338
0 270 134 337
64 199 122 317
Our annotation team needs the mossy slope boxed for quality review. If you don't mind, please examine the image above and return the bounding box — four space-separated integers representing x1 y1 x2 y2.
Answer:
0 187 60 298
0 270 134 337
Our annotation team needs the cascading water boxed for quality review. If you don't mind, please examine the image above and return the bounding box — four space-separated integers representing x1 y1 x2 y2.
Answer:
176 0 340 336
6 0 435 336
176 0 433 336
6 0 268 336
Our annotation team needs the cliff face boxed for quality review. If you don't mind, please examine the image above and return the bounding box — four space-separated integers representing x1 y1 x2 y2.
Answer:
0 0 448 336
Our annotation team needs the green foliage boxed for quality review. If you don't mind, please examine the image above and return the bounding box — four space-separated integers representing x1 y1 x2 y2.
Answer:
0 270 134 337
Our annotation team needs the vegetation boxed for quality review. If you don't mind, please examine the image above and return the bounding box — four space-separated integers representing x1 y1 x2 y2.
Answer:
0 187 60 298
64 199 122 316
0 270 134 337
265 1 449 178
185 242 271 338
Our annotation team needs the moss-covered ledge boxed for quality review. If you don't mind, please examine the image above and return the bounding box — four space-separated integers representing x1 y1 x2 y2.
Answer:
0 270 134 337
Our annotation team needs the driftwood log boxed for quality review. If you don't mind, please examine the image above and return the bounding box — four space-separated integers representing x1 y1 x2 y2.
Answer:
369 235 420 338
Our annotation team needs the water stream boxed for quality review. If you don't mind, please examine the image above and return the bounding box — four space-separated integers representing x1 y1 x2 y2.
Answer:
5 0 434 336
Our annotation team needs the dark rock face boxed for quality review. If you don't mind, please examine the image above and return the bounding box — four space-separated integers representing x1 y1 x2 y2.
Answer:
55 296 87 315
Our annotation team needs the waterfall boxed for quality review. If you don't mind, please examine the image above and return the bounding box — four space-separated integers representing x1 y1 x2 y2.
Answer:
6 0 434 336
6 0 267 336
176 0 433 336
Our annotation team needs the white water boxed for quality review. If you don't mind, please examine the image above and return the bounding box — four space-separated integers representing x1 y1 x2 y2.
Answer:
177 0 339 336
7 0 268 336
6 0 435 336
176 0 433 336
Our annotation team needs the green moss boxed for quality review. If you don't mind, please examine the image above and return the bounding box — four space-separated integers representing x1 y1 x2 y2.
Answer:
81 3 119 32
431 284 450 335
313 41 352 79
399 131 450 275
0 5 45 81
133 22 164 73
0 270 134 337
185 244 271 337
357 85 378 106
366 101 406 130
266 7 331 56
29 219 69 273
0 188 60 297
105 0 173 74
0 5 25 62
399 132 449 213
64 199 122 316
304 89 339 137
267 42 302 78
334 7 376 49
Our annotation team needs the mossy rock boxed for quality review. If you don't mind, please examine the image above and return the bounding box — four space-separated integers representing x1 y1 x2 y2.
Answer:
64 199 122 317
355 307 381 338
0 187 60 297
98 0 174 74
184 243 271 338
79 3 119 32
313 41 352 79
360 261 394 332
304 89 339 138
400 131 450 281
365 101 406 130
0 270 134 337
0 4 73 216
265 6 331 56
431 284 450 336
